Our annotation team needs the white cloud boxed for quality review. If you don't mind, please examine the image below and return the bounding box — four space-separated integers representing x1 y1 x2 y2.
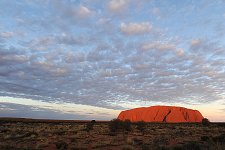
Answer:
141 42 176 51
141 42 185 57
0 31 15 38
176 48 184 56
120 22 152 35
191 39 201 46
108 0 129 12
77 6 92 17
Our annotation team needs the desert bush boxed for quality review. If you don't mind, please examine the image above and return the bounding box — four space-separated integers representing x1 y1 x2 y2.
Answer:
141 144 152 150
0 145 15 150
109 119 132 133
109 119 123 133
85 120 95 132
202 118 210 126
55 130 65 135
70 137 77 143
0 128 10 133
56 140 68 150
159 142 202 150
182 141 201 150
121 145 134 150
132 137 143 146
213 134 225 145
153 136 169 146
123 119 132 132
201 136 210 141
136 121 146 134
126 137 133 145
216 123 225 128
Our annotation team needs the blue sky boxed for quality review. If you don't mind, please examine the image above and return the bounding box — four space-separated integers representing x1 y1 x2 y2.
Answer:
0 0 225 121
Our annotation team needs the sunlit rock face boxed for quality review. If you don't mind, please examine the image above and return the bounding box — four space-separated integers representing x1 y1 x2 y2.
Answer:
118 106 204 123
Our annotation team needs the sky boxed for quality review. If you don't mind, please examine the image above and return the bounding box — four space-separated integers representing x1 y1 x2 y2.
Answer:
0 0 225 121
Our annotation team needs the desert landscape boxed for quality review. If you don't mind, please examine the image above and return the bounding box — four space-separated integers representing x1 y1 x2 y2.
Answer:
1 0 225 150
0 117 225 150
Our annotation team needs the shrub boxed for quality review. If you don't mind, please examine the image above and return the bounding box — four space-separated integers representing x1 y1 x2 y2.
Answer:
109 119 122 133
85 120 95 132
70 137 77 143
123 119 132 132
141 144 152 150
56 140 68 150
132 137 143 146
202 118 210 126
136 121 146 133
201 136 210 141
182 141 201 150
121 145 134 150
213 134 225 145
109 119 132 133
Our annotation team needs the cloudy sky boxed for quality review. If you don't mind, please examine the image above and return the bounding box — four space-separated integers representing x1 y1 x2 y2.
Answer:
1 0 225 121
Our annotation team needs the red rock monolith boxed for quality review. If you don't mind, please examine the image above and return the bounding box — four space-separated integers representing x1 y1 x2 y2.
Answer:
117 106 204 123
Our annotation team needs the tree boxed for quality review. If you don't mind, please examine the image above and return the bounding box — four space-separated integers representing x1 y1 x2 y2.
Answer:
202 118 210 126
86 120 95 132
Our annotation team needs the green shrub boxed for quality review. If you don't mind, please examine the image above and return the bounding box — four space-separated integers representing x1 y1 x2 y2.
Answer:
202 118 210 126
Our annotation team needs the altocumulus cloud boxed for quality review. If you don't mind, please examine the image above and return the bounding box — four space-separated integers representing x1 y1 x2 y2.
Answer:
0 0 225 113
120 22 152 35
107 0 129 13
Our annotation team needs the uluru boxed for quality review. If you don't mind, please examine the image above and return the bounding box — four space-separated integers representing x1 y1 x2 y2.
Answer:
118 106 204 123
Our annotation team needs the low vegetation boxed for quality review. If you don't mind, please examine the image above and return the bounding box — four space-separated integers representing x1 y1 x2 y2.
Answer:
202 118 210 126
0 118 225 150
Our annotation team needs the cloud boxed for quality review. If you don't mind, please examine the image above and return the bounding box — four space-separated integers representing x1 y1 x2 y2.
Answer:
0 97 120 120
107 0 129 13
57 33 88 45
77 6 92 17
141 42 176 51
190 39 201 46
0 102 89 120
0 0 225 116
0 31 15 38
25 34 91 51
141 41 184 56
1 36 225 110
120 22 152 35
175 48 184 56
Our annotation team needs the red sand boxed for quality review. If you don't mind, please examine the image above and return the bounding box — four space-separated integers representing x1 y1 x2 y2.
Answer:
118 106 204 123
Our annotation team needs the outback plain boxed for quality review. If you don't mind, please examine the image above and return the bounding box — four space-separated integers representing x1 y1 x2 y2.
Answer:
0 118 225 150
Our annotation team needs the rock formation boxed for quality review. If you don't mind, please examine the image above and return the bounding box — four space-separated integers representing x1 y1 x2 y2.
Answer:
117 106 204 123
